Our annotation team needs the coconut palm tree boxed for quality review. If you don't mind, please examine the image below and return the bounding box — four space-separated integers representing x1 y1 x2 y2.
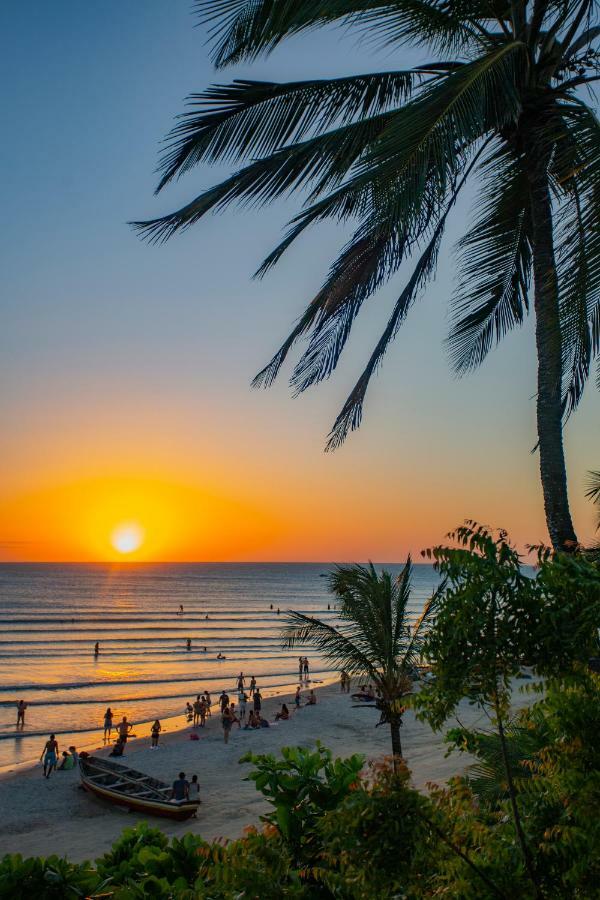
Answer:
281 559 436 762
133 0 600 552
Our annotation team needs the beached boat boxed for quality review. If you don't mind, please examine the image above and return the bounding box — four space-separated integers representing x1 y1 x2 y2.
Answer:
79 755 200 820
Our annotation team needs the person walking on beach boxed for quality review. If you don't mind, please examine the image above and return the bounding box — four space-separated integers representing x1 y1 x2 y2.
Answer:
118 716 133 744
16 699 27 728
238 691 247 721
40 734 58 778
303 657 310 679
221 703 239 744
340 670 351 692
249 675 257 695
294 686 301 709
103 707 114 741
219 690 229 713
253 689 262 715
151 719 161 749
199 696 207 727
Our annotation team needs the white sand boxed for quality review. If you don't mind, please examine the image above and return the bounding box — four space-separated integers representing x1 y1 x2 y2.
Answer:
0 680 534 862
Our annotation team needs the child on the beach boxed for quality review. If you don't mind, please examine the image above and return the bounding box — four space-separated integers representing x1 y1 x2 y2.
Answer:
151 719 161 748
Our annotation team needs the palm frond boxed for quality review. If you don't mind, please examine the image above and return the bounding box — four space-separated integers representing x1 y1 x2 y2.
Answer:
282 611 381 682
156 71 422 191
324 215 447 450
197 0 477 69
554 103 600 416
585 470 600 530
448 146 531 373
355 42 525 188
133 112 399 242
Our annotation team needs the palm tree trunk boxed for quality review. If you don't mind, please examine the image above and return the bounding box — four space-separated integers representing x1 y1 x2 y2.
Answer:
525 142 578 552
389 719 402 768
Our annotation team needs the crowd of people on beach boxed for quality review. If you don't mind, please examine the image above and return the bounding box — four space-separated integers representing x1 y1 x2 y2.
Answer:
32 656 331 776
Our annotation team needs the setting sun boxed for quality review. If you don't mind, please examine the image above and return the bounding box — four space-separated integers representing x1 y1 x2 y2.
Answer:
110 523 144 555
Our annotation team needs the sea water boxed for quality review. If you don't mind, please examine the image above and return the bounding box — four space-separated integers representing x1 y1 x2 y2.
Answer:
0 562 440 770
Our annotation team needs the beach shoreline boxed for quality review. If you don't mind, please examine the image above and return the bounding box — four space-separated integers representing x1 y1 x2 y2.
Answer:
0 677 537 863
0 672 338 780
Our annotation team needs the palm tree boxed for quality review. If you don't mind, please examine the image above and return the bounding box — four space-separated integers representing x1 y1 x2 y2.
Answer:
281 559 436 763
133 0 600 552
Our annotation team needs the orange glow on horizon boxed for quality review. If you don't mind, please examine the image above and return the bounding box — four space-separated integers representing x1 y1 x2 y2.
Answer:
0 475 283 562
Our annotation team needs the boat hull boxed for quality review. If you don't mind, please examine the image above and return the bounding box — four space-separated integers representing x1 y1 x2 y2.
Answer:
79 756 199 821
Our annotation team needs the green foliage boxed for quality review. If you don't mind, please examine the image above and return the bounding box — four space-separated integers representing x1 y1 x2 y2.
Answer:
240 742 364 861
315 763 434 899
417 521 600 729
0 853 98 899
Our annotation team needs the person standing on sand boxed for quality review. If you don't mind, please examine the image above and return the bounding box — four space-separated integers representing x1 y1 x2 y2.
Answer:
193 695 202 727
103 707 113 741
249 675 257 695
221 703 239 743
118 716 133 744
295 686 301 709
199 697 207 727
151 719 161 749
238 691 247 721
16 699 27 727
253 689 262 715
236 672 245 691
219 690 229 713
203 690 212 716
303 657 310 678
298 657 303 679
40 734 58 778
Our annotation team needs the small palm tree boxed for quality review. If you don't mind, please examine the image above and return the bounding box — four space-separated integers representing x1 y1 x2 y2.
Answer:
282 559 436 763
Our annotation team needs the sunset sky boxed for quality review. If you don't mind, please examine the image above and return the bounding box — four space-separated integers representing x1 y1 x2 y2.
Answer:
1 1 598 562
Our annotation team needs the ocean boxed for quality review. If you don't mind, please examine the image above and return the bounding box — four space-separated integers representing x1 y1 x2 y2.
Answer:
0 562 440 770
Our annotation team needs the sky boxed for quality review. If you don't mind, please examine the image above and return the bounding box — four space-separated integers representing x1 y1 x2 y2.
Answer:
0 1 598 562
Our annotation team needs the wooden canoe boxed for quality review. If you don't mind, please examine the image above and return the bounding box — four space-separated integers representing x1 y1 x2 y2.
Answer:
79 755 200 820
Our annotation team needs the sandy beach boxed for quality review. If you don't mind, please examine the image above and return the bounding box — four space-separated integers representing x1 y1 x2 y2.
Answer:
0 679 536 862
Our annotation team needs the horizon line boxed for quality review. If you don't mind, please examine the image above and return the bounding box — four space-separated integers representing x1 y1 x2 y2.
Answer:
0 558 418 566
